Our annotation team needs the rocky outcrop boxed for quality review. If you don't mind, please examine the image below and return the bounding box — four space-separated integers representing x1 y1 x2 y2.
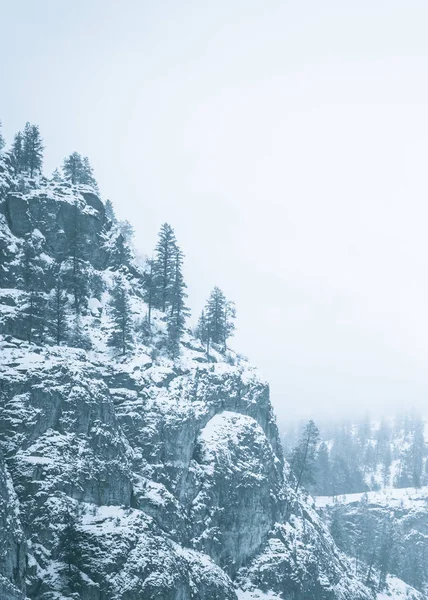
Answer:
0 449 26 600
0 167 374 599
317 489 428 598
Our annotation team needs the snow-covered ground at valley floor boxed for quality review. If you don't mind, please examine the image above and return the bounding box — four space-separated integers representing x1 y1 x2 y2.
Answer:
315 485 428 509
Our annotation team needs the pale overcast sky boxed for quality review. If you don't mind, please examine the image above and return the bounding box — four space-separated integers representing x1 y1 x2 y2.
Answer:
2 1 428 420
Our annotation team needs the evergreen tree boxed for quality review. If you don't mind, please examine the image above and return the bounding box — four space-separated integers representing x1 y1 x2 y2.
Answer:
205 286 226 345
377 516 394 591
109 228 131 269
357 413 372 444
104 199 116 222
200 287 236 353
51 168 62 182
330 503 347 550
166 248 189 358
0 120 5 151
143 258 155 325
70 313 91 349
382 446 392 487
195 310 208 345
152 223 178 312
118 220 134 243
401 532 426 590
410 417 425 488
70 203 87 313
20 237 46 343
22 122 44 176
58 506 81 593
62 153 98 189
23 289 46 344
108 274 132 355
223 299 236 349
81 156 98 188
289 420 320 494
353 492 378 584
88 271 105 301
11 131 24 174
314 442 331 495
394 450 412 488
48 271 68 345
63 152 84 184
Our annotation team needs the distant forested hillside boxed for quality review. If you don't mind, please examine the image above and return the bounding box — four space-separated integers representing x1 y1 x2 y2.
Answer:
280 412 428 496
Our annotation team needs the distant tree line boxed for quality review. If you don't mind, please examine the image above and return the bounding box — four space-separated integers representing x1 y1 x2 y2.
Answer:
284 412 428 497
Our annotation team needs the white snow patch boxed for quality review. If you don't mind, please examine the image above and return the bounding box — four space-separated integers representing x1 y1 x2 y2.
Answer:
316 486 428 509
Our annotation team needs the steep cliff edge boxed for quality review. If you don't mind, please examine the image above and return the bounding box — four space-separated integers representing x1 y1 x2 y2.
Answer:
0 156 372 599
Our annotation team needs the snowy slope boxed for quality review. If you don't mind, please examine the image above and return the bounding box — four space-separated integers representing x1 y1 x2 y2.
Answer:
316 486 428 509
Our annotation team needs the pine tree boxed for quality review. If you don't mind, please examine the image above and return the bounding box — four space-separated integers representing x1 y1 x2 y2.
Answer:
289 420 320 494
48 272 68 345
166 248 189 358
51 168 62 182
377 516 394 591
110 228 131 269
108 274 132 355
195 310 208 345
70 313 91 349
62 153 98 189
22 122 44 177
70 203 87 313
200 287 236 353
223 299 236 349
81 156 98 189
330 503 347 550
152 223 177 312
23 290 46 344
11 131 24 174
63 152 84 184
314 442 331 495
143 258 155 325
411 416 425 488
88 271 105 301
104 199 116 222
118 220 134 243
353 492 378 584
0 120 5 151
357 413 372 444
401 533 426 590
20 238 46 343
204 287 226 345
58 507 81 593
382 446 392 487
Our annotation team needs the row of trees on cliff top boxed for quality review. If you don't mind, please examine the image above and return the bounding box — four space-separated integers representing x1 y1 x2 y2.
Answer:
1 120 236 359
0 120 97 187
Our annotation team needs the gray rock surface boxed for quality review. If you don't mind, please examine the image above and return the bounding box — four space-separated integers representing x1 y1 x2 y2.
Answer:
0 165 374 599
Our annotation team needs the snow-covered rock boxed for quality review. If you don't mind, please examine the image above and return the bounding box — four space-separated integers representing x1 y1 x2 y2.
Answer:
0 164 374 599
316 488 428 598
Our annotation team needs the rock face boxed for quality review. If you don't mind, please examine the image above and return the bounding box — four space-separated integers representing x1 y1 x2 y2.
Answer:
0 449 26 600
317 488 428 599
0 160 372 599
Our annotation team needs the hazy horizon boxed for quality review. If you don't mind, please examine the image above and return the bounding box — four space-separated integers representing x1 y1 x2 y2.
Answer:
2 1 428 420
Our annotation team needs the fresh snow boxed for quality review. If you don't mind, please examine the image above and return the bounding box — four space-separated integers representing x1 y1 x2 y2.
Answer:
316 485 428 509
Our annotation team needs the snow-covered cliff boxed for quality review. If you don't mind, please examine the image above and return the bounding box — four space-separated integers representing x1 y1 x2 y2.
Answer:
0 155 374 599
316 487 428 600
